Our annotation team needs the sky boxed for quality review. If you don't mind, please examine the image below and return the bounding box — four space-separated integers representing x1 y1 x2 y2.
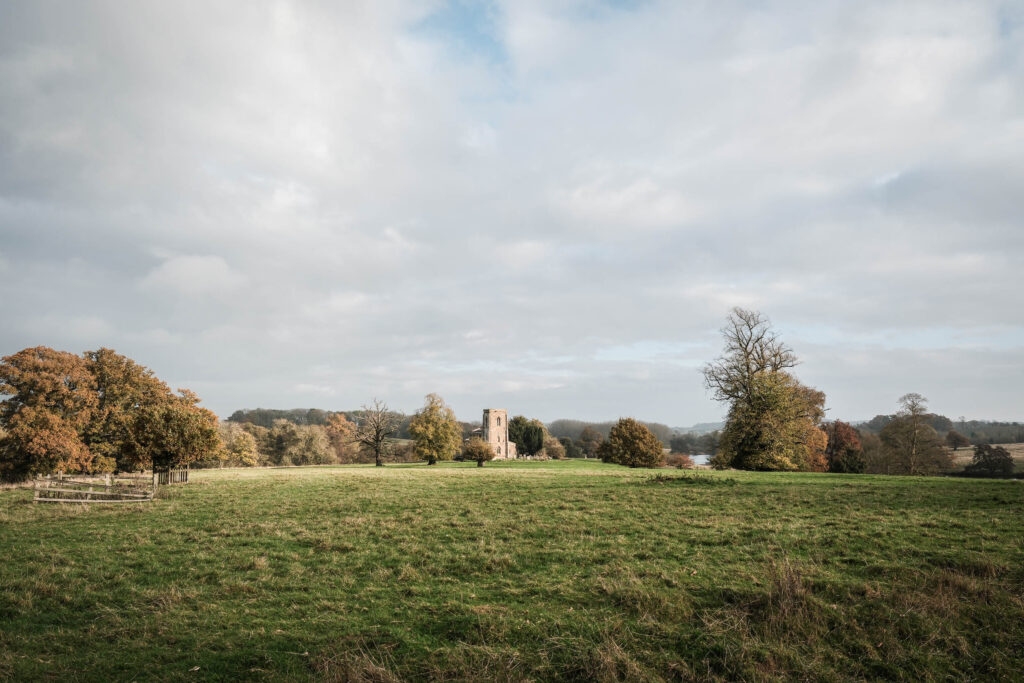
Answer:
1 0 1023 426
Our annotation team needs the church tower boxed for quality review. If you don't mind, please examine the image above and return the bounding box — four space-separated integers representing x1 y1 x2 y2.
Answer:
481 409 516 459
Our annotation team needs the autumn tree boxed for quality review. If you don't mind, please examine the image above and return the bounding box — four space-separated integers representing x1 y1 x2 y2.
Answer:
463 437 495 467
127 391 221 472
409 393 462 466
945 429 970 451
963 444 1014 477
541 434 565 459
715 371 827 471
879 394 952 475
324 412 357 463
824 420 864 473
703 310 827 472
354 399 397 467
509 416 545 457
0 347 98 480
598 418 665 468
267 420 302 466
221 424 262 467
578 426 603 458
83 348 173 471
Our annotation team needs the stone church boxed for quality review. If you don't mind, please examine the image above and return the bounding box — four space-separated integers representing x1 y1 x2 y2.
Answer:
471 408 517 459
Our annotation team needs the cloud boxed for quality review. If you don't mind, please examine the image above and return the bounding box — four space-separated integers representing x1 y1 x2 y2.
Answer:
0 0 1021 423
140 255 246 296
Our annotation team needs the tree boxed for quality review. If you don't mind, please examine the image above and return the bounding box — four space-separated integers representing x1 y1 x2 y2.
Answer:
542 434 565 459
824 420 864 473
578 426 603 458
409 394 462 466
83 348 173 471
598 418 665 468
508 416 545 457
267 420 302 466
963 444 1014 477
879 394 952 475
354 399 397 467
223 426 261 467
302 426 334 465
324 412 357 463
698 431 721 457
669 433 696 454
715 371 827 471
463 437 495 467
127 391 221 472
703 308 798 404
703 310 826 472
945 429 970 451
0 347 98 481
859 432 888 474
558 436 583 458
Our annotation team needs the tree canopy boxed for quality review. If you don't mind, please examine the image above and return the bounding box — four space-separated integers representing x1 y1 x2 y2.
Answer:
703 307 798 404
962 444 1014 477
879 394 952 475
462 437 494 467
824 420 864 473
704 310 826 472
509 416 546 457
598 418 665 468
0 347 222 480
409 394 461 466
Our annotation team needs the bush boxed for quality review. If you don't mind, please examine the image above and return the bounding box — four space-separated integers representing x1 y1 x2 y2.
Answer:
598 418 665 468
462 437 495 467
962 444 1015 477
665 453 695 469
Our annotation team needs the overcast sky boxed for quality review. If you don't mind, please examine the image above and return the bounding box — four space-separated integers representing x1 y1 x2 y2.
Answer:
1 1 1022 425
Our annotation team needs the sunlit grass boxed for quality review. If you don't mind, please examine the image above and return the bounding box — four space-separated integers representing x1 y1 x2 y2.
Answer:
1 461 1022 680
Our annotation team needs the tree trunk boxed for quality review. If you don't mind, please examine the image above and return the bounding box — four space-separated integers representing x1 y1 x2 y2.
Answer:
477 459 483 467
428 456 436 466
375 453 383 467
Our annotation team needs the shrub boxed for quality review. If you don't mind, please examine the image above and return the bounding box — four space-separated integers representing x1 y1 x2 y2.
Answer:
462 437 495 467
598 418 665 468
665 453 695 469
963 444 1015 477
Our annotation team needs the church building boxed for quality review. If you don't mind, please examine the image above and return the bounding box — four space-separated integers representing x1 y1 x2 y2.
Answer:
474 408 517 459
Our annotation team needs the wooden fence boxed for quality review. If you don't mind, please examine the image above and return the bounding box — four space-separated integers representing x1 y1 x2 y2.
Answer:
156 467 189 485
32 467 188 503
33 472 157 504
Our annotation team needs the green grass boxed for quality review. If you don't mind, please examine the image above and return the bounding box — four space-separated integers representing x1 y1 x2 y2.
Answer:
1 461 1022 681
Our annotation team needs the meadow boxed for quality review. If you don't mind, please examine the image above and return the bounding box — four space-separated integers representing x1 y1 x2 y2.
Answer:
1 461 1022 681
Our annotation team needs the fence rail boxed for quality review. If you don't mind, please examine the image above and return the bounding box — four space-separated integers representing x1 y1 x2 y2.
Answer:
33 476 156 504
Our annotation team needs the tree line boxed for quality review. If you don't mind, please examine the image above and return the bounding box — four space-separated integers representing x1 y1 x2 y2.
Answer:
2 319 1019 479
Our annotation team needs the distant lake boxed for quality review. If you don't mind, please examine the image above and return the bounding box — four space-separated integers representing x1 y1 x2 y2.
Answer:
691 454 710 465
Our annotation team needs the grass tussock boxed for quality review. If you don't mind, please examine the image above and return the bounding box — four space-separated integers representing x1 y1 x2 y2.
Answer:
646 472 738 486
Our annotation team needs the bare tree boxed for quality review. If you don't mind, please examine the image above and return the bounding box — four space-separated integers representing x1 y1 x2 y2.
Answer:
880 393 951 475
354 398 396 467
702 308 798 404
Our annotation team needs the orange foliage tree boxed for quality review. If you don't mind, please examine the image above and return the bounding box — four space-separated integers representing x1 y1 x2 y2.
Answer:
0 347 97 480
0 346 221 480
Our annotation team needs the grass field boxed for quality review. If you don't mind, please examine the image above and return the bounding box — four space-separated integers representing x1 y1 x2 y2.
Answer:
1 461 1022 681
950 442 1024 468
